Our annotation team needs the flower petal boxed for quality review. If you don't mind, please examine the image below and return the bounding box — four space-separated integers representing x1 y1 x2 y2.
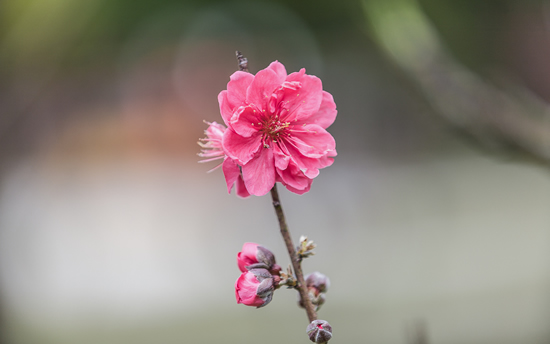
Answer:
295 91 337 129
236 174 251 198
268 81 301 115
230 106 262 138
284 182 312 195
222 158 240 194
273 144 290 170
285 145 335 179
280 69 323 123
242 148 276 196
237 242 259 272
266 61 287 81
276 163 310 191
276 168 312 195
235 277 241 303
227 71 254 108
205 121 226 138
246 67 285 110
235 272 263 306
223 128 262 165
218 91 233 126
287 124 336 158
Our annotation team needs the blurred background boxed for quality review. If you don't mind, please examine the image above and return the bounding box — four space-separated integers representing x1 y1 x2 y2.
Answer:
2 0 550 343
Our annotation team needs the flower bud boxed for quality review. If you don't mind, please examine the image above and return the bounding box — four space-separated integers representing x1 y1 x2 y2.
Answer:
270 263 282 276
307 320 332 343
237 242 278 273
306 272 330 293
235 268 275 308
298 272 330 310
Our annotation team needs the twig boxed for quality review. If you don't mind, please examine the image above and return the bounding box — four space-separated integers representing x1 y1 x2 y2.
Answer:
270 184 318 323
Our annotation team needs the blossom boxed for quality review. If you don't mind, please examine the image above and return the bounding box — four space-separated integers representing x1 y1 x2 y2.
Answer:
237 242 281 275
235 268 275 308
198 121 250 198
218 61 337 196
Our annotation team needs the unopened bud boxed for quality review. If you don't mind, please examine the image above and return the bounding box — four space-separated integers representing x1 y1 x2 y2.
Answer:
306 272 330 293
307 320 332 343
235 268 275 308
278 265 297 288
298 272 330 310
297 236 316 259
237 243 278 272
269 263 282 277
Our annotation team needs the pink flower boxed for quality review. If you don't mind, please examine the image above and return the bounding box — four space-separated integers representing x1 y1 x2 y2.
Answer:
237 242 281 275
198 121 250 198
218 61 337 196
235 268 275 308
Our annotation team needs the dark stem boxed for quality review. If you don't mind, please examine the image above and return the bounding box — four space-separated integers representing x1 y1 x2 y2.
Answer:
270 184 317 323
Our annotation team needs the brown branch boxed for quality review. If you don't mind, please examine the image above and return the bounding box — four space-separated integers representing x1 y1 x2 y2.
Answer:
270 184 318 323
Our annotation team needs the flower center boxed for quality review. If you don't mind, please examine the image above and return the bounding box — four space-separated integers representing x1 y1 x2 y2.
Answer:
260 116 290 148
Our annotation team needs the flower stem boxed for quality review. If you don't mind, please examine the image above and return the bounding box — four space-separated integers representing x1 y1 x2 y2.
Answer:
270 184 318 323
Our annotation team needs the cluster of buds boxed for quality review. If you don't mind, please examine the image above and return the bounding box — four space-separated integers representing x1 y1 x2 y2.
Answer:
298 272 330 311
234 241 333 342
235 243 281 308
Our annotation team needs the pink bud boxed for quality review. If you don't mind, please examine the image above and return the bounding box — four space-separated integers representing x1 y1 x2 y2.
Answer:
235 268 275 308
237 242 277 272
